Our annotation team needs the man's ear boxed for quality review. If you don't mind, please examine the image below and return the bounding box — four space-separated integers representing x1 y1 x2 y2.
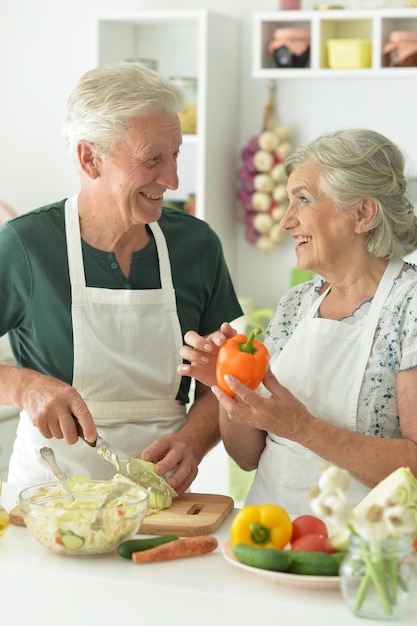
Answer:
77 141 100 178
355 197 379 233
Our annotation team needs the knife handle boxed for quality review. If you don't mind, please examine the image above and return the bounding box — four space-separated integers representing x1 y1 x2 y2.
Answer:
73 415 97 448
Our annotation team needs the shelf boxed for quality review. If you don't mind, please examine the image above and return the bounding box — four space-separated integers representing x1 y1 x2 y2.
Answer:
0 409 19 480
95 9 240 272
253 8 417 79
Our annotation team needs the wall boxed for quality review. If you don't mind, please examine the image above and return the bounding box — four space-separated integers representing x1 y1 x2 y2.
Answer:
1 0 416 309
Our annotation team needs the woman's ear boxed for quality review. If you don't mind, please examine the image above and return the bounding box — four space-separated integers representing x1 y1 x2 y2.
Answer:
77 141 100 179
355 197 379 233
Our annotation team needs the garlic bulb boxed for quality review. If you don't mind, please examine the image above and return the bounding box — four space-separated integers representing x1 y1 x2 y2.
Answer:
272 184 288 203
271 163 287 183
253 213 274 234
258 130 279 152
256 234 275 252
236 124 293 251
254 173 274 194
276 141 293 161
253 150 274 172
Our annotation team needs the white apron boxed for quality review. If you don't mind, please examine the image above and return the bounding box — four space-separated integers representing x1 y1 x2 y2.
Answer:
246 258 403 514
9 195 186 483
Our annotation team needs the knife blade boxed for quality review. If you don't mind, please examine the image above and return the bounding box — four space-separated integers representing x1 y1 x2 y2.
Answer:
73 416 129 457
73 417 177 497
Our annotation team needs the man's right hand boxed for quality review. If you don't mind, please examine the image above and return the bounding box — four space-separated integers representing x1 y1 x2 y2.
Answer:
1 365 97 444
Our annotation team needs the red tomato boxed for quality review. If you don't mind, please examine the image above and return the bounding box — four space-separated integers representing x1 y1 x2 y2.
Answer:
290 514 329 544
291 533 334 554
413 536 417 551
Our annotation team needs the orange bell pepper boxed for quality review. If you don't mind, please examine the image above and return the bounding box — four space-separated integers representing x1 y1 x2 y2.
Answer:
216 327 269 397
230 503 293 549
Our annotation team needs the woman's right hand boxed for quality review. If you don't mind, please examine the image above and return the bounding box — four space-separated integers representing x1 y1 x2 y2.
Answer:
178 321 236 387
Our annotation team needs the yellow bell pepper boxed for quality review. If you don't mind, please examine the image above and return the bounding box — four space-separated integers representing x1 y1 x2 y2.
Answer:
230 504 293 549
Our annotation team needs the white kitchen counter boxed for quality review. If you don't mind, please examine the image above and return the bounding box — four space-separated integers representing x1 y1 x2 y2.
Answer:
1 483 416 626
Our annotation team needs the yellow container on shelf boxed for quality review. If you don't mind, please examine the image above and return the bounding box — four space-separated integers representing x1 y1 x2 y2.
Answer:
169 77 197 134
327 39 372 69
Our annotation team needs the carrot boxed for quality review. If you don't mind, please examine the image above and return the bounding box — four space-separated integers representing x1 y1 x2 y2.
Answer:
131 535 218 563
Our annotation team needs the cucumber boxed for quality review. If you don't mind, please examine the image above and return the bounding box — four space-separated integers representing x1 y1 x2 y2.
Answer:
232 544 292 572
287 550 341 576
232 544 343 577
60 532 85 551
117 534 179 559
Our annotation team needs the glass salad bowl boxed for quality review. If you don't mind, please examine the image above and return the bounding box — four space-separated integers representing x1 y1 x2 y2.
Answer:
19 478 149 556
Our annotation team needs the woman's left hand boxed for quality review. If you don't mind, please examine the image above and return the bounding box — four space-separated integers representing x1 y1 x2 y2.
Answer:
140 434 199 496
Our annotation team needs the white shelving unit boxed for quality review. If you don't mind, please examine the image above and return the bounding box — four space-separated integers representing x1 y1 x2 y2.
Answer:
0 407 20 480
96 9 240 272
0 336 19 480
253 7 417 79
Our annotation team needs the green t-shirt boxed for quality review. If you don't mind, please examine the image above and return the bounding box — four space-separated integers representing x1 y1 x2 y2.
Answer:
0 200 242 403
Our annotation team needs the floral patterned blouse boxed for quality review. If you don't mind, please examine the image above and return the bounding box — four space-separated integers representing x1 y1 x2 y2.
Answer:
265 264 417 439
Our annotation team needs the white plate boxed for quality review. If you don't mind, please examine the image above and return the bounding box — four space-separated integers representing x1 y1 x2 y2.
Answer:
222 540 341 591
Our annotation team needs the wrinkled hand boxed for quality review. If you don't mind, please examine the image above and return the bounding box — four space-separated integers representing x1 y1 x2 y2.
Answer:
177 321 236 387
140 434 200 496
212 368 309 440
20 370 97 444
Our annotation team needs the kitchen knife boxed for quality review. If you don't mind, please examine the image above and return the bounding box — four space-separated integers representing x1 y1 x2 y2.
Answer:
73 417 177 497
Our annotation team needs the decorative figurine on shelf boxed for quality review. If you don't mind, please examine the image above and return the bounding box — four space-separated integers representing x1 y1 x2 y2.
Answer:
382 31 417 67
268 28 310 69
235 83 293 252
279 1 301 9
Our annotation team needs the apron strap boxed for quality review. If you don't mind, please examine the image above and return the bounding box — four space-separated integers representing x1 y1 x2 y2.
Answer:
65 195 86 303
64 201 174 295
359 258 404 356
148 221 174 291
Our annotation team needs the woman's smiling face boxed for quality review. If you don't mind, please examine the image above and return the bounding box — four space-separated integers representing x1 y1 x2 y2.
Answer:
281 161 357 276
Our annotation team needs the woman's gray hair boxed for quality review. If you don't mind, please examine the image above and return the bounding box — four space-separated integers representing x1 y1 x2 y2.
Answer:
63 63 185 168
284 128 417 259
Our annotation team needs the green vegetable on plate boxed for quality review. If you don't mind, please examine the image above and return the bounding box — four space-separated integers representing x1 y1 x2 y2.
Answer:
233 543 345 576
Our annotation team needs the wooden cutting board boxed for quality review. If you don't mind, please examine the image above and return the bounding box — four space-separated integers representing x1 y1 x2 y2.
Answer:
139 493 234 536
9 493 234 537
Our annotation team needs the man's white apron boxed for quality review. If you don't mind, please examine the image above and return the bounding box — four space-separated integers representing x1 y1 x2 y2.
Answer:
9 195 186 482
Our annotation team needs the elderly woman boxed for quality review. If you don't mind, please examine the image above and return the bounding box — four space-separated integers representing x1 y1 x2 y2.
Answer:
179 128 417 513
0 63 242 489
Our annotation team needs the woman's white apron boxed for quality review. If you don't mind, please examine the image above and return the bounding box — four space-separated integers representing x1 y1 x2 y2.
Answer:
246 259 403 513
9 195 186 482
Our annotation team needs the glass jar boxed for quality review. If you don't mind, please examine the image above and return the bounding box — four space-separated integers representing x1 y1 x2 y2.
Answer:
340 534 417 620
169 77 197 134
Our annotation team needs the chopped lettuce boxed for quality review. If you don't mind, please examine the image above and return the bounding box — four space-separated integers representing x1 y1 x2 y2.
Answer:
97 448 177 511
21 477 146 554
